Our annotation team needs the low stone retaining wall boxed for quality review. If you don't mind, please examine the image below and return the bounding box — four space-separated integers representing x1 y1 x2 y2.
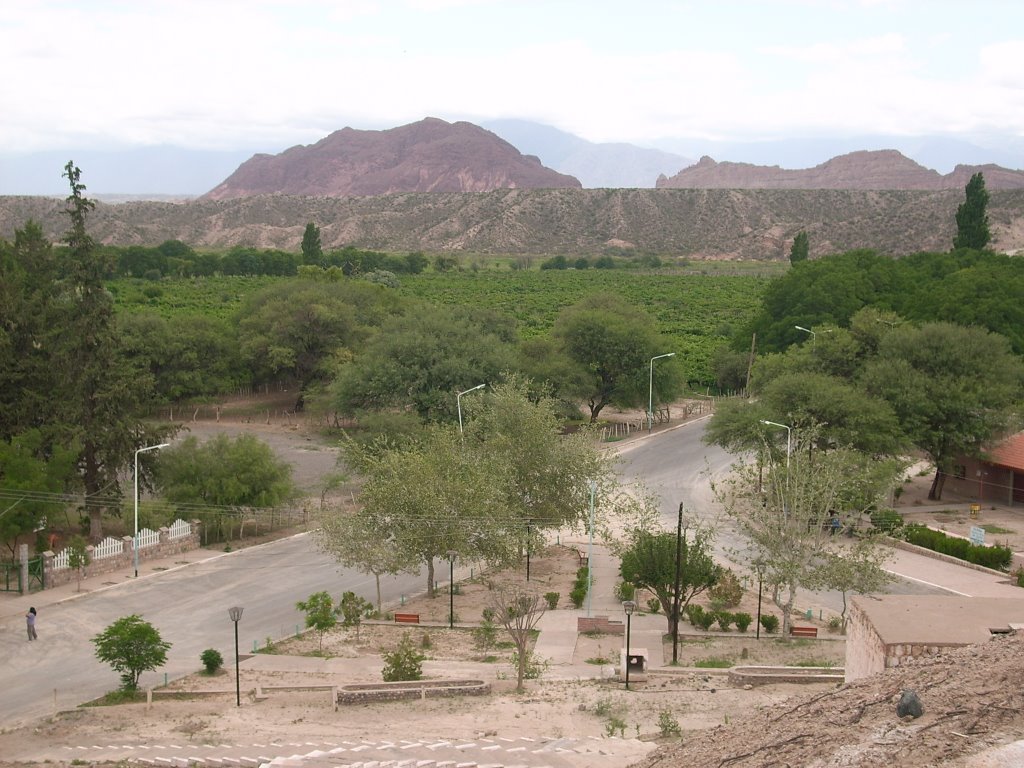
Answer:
336 679 489 705
728 665 845 687
578 616 624 635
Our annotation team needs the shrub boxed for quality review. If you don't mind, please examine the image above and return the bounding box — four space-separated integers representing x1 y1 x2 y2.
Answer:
647 598 661 614
200 648 223 675
472 619 498 653
714 611 733 632
481 607 495 622
615 581 636 602
903 524 1012 570
827 616 843 633
696 611 716 631
382 633 425 682
708 568 744 608
544 592 560 610
569 585 587 608
1016 569 1024 588
658 709 682 738
759 614 779 634
685 604 705 626
733 612 753 633
870 508 904 534
511 650 548 680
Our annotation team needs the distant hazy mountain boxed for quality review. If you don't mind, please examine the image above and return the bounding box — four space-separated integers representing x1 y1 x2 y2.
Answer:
482 119 691 188
0 147 259 196
657 150 1024 190
204 118 580 199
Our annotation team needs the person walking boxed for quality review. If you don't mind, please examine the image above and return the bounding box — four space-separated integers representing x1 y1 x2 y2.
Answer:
26 607 37 641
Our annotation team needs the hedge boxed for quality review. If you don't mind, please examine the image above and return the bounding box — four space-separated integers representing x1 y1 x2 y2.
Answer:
903 524 1011 571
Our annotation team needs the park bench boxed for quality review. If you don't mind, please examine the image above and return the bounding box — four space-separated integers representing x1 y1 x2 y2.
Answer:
790 625 818 639
394 612 420 624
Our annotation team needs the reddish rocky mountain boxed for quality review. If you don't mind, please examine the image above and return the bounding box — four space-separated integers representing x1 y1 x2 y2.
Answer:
657 149 1024 190
203 117 581 199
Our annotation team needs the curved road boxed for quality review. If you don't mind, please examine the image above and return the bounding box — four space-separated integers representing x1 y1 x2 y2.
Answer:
0 533 424 730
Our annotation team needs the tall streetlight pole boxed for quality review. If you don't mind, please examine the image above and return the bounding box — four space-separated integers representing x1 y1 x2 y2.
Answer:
648 353 675 433
134 443 169 578
622 600 636 689
456 384 485 436
759 420 791 471
446 551 458 629
228 606 243 707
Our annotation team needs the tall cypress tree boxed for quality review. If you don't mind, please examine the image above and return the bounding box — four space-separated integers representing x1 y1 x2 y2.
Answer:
789 231 809 264
953 172 990 250
300 222 323 264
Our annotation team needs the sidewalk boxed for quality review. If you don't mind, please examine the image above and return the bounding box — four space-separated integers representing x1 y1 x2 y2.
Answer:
0 545 228 622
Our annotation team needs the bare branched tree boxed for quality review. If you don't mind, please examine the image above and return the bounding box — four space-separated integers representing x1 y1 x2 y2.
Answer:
489 586 546 692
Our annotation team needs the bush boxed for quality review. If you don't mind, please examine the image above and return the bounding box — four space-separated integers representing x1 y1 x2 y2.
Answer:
708 568 744 608
200 648 223 675
759 614 779 634
658 709 682 738
685 604 705 626
647 598 661 614
870 508 904 534
472 620 498 653
512 650 548 680
382 633 425 682
696 610 716 631
827 616 843 633
615 581 636 602
544 592 560 610
569 585 587 608
733 612 753 633
714 611 733 632
1016 569 1024 588
904 524 1012 570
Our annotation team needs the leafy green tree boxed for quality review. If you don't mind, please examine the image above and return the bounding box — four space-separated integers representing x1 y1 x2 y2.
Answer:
713 428 902 636
815 541 893 632
381 633 425 681
300 222 323 263
157 434 296 540
789 231 809 264
405 251 429 274
553 294 683 422
953 172 990 250
55 163 161 540
316 510 418 612
67 534 90 592
91 615 171 691
861 322 1023 500
338 590 372 640
0 431 78 557
333 306 516 422
619 527 720 635
296 591 337 652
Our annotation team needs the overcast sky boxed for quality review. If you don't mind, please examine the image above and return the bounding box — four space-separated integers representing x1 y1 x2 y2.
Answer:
2 0 1023 155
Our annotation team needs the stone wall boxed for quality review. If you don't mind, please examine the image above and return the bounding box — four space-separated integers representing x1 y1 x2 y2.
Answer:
844 599 888 682
41 521 201 590
336 679 489 705
577 616 625 635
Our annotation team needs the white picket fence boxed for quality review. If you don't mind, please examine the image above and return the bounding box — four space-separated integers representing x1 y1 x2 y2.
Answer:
168 518 191 540
135 527 160 550
50 518 193 571
93 536 124 560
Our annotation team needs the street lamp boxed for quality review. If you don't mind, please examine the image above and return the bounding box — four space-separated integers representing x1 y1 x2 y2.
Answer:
622 600 636 689
794 325 816 345
228 606 243 707
759 420 791 471
456 384 485 436
447 550 458 629
648 353 676 433
134 443 169 578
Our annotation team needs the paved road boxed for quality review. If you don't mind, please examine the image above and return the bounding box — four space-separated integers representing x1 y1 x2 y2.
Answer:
615 418 952 615
0 533 424 730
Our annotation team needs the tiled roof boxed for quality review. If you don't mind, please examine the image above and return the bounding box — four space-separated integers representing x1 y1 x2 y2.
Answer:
988 431 1024 471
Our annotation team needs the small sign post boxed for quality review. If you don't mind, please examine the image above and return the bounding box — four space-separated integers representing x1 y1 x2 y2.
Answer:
969 526 985 546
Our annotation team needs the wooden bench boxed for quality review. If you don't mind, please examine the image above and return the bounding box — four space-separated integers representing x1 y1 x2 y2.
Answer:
790 626 818 638
394 612 420 624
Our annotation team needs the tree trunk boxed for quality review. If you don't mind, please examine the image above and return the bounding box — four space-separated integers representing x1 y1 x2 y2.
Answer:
374 572 382 613
928 468 946 501
516 640 527 692
426 557 435 598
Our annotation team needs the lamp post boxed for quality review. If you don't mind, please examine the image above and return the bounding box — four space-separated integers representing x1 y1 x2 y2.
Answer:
671 502 685 665
447 550 457 629
456 384 485 436
228 606 243 706
134 443 169 578
622 600 636 689
648 353 675 433
759 420 791 471
794 324 816 345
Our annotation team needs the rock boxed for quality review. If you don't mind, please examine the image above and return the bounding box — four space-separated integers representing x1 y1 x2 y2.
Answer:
896 689 924 719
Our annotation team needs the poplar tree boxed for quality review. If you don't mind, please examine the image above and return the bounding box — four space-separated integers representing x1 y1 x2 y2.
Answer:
953 171 990 249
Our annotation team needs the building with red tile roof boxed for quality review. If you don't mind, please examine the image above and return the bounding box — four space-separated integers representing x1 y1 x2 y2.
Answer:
945 431 1024 505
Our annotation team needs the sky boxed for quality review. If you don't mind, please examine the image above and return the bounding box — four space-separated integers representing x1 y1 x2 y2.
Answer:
2 0 1023 156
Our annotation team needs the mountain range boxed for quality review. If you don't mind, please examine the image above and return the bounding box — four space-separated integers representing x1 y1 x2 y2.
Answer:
3 118 1024 196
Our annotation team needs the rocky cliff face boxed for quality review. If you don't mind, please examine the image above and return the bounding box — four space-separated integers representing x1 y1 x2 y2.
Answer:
203 118 581 199
657 150 1024 190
